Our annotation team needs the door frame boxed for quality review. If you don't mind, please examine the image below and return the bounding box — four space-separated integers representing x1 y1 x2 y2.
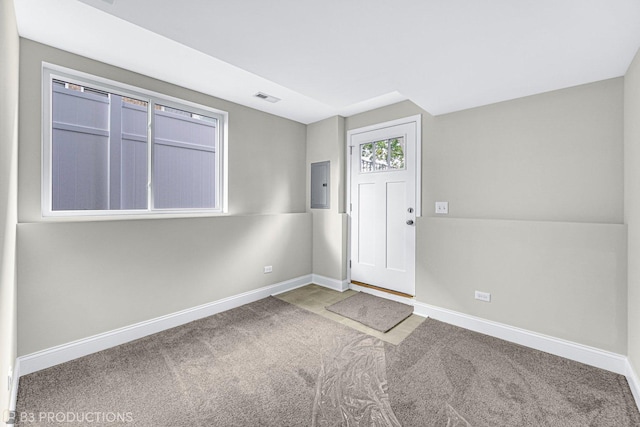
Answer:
345 114 422 294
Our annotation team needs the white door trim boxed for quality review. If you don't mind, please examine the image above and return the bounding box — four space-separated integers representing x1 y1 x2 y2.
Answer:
346 114 422 290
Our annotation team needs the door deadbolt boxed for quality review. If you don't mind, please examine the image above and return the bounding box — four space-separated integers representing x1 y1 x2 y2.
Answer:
407 207 414 213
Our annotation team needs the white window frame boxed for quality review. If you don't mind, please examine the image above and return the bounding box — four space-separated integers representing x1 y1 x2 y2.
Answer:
42 63 229 218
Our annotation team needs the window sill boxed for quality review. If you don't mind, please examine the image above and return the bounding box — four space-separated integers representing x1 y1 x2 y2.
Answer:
39 210 229 223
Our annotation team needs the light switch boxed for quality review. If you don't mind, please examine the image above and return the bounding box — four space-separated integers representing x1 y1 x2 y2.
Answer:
435 201 448 214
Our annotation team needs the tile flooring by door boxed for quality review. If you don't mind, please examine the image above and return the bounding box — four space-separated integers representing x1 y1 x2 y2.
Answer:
275 284 425 345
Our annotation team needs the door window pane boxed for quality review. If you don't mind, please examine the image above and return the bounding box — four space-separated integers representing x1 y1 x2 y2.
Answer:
389 137 405 169
359 137 405 173
375 140 389 167
360 142 374 171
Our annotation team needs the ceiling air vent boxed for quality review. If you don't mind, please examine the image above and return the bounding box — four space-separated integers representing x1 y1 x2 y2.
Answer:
254 92 281 103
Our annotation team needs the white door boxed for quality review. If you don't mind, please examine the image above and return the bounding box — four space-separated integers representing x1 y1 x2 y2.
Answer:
349 119 418 296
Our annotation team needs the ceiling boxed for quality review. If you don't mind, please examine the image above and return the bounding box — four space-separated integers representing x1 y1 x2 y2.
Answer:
13 0 640 124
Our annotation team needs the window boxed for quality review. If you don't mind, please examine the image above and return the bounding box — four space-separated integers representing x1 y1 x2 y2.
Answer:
360 137 405 173
43 66 227 217
42 67 227 216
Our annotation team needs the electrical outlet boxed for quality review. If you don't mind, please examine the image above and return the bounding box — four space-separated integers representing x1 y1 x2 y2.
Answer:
263 266 273 274
435 201 448 214
475 291 491 302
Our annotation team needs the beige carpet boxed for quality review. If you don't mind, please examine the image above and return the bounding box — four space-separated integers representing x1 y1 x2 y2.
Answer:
386 318 640 426
15 297 640 426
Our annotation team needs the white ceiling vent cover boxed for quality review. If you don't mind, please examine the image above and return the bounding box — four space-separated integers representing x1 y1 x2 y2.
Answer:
254 92 281 103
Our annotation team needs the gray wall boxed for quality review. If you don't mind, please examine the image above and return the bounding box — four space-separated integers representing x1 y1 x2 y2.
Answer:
17 40 311 355
428 79 623 224
19 39 307 221
18 214 311 355
0 0 20 413
421 218 626 351
625 48 640 375
306 116 348 281
346 81 627 353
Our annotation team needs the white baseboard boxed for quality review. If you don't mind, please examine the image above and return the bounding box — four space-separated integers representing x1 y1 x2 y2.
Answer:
311 274 349 292
413 301 627 375
9 359 20 412
349 283 415 306
13 278 639 414
16 274 313 379
627 360 640 411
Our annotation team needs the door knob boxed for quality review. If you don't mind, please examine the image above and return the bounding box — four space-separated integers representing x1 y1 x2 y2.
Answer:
406 220 414 225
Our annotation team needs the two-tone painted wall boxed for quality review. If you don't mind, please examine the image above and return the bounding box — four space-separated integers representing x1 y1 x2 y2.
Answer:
345 80 626 354
624 47 640 392
0 0 20 415
16 40 312 356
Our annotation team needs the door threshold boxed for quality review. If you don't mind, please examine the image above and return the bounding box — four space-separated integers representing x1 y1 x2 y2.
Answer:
350 280 414 299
